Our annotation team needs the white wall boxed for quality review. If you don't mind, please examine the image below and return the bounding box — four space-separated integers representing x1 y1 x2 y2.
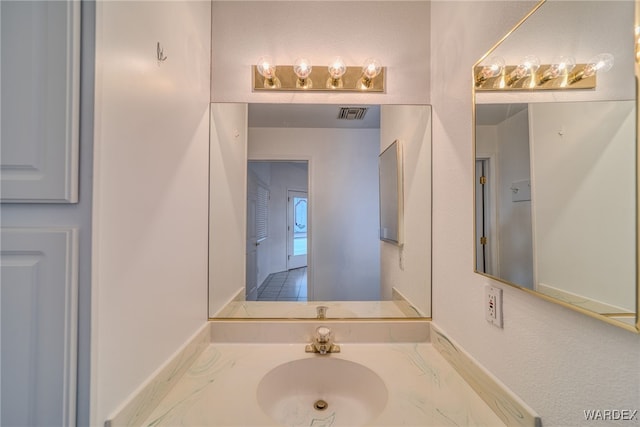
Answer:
211 1 430 105
380 105 432 316
431 2 640 426
530 100 636 312
209 103 248 315
91 1 211 424
495 109 533 287
249 127 381 301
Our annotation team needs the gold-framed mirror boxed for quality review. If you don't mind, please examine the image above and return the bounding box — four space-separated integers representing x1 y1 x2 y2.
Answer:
473 0 639 333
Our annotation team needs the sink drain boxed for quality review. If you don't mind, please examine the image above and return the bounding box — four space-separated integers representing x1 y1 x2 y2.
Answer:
313 399 329 411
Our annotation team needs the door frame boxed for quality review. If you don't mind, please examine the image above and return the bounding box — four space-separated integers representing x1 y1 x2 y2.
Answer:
475 154 499 276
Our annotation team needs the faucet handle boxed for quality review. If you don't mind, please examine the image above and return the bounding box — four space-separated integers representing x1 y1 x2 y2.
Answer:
316 326 331 343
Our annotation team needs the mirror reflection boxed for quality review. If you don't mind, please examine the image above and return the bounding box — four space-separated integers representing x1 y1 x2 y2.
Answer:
473 0 638 331
210 103 432 319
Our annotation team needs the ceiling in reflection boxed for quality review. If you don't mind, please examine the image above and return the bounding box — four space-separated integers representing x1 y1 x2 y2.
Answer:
248 103 381 129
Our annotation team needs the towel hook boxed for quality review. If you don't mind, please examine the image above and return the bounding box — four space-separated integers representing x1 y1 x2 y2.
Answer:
157 42 167 64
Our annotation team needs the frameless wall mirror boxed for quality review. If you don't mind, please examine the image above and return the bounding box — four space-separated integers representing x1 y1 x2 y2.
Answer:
473 0 639 332
209 103 432 320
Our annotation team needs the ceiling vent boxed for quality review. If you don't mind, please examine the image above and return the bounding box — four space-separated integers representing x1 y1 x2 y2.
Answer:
337 107 369 120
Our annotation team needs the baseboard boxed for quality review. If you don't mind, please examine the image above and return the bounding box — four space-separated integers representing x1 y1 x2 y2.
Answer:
537 282 633 315
431 324 541 427
105 323 210 427
392 287 425 317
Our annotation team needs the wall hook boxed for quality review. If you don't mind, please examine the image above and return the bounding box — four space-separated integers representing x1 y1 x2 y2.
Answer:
157 42 167 64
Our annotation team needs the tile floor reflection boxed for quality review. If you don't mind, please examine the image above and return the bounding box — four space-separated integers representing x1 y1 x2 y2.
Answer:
257 267 307 302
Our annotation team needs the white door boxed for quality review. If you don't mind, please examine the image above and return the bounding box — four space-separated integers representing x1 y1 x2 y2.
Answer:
246 197 258 300
287 190 308 270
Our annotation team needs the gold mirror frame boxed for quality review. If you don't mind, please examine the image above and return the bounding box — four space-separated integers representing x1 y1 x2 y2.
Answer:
472 0 640 333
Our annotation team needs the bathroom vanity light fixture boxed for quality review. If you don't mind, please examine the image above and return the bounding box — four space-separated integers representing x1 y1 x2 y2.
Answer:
475 53 614 91
252 56 385 92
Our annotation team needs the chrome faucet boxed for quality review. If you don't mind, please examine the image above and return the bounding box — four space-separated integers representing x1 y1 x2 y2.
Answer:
305 326 340 355
316 305 328 319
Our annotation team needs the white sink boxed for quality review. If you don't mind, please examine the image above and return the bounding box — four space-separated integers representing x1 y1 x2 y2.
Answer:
256 357 388 427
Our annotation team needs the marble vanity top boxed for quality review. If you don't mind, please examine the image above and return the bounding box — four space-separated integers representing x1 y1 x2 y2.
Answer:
140 341 505 426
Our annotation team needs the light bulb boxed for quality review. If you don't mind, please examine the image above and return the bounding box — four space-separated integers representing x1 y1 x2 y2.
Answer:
362 58 382 80
328 57 347 79
293 57 313 89
327 57 347 88
257 56 276 79
569 53 614 85
294 58 312 79
506 55 540 86
539 56 575 85
359 58 382 89
475 56 505 86
583 53 614 77
256 56 280 89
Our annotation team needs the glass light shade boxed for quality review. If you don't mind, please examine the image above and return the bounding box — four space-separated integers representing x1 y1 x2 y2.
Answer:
328 57 347 79
520 55 541 73
542 56 576 81
293 58 313 79
477 56 505 84
507 55 540 85
257 56 277 79
362 58 382 79
584 53 614 77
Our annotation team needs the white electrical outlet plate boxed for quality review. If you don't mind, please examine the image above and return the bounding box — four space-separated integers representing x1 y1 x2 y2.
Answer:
485 285 503 328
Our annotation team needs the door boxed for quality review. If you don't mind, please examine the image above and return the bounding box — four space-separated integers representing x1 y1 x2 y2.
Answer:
246 196 258 300
246 171 259 300
287 190 308 270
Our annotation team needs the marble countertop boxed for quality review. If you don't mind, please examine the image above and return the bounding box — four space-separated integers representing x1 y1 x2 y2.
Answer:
140 342 505 426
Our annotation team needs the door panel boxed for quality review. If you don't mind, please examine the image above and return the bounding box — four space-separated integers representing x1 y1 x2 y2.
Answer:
1 228 78 426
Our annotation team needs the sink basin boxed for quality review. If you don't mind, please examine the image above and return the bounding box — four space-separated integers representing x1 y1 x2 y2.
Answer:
256 357 388 427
